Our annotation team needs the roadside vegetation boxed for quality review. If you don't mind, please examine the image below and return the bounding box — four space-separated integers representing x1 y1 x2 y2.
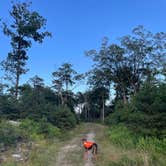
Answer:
103 83 166 165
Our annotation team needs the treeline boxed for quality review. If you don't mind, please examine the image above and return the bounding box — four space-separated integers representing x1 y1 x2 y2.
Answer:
86 26 166 138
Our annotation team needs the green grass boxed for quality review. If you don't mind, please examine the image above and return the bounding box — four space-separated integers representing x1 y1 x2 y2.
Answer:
106 125 166 166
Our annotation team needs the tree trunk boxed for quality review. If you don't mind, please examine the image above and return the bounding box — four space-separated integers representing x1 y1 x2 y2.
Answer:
123 94 127 104
60 91 64 105
15 39 21 99
15 72 20 99
122 88 127 104
101 96 105 123
85 105 88 121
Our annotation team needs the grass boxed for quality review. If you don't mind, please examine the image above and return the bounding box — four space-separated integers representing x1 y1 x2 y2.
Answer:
1 140 60 166
104 125 166 166
1 123 85 166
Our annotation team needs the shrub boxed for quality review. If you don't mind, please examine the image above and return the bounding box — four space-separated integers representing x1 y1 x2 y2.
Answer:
49 106 77 130
108 125 166 153
20 119 61 140
137 137 166 155
0 96 20 120
0 120 23 147
108 125 136 149
106 83 166 138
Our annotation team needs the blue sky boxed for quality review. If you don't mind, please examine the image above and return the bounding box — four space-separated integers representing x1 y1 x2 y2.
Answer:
0 0 166 91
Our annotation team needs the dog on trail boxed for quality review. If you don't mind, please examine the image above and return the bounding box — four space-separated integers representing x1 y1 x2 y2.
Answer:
81 138 97 160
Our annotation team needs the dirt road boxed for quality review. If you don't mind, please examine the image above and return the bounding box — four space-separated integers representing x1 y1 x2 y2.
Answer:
55 123 99 166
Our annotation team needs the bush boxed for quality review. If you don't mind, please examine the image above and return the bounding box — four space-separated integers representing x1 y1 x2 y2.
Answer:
20 119 61 140
137 137 166 155
48 106 77 130
0 120 23 147
107 125 166 155
107 125 136 149
106 83 166 138
0 96 20 120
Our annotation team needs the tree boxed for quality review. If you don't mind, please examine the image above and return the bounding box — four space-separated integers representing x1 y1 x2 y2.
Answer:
87 38 130 104
88 68 110 122
19 82 58 120
87 26 166 104
1 1 51 98
120 26 166 94
52 63 82 106
29 75 44 89
106 82 166 138
49 106 77 130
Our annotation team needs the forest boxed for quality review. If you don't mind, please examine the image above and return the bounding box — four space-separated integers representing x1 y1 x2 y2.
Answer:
0 1 166 166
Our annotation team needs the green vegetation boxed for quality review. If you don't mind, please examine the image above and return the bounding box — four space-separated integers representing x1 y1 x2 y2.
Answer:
49 106 77 130
107 125 166 153
1 1 51 98
0 120 23 147
106 125 166 166
20 119 61 140
0 123 86 166
106 83 166 138
0 119 61 148
0 1 166 165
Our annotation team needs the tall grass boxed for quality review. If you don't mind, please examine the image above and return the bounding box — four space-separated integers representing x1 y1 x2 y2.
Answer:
108 156 144 166
107 125 136 149
107 125 166 166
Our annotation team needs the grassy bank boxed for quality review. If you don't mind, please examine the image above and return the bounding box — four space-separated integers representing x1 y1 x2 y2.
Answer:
105 125 166 166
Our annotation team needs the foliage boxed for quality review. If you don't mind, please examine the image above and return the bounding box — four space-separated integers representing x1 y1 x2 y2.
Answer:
19 83 58 120
107 125 136 149
107 125 166 163
1 1 51 98
87 26 166 103
49 106 77 130
52 63 83 106
106 83 166 137
80 87 110 122
0 118 61 148
137 137 166 155
0 95 20 120
20 119 61 140
0 120 23 147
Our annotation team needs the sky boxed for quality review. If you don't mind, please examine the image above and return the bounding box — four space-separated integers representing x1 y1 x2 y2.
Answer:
0 0 166 91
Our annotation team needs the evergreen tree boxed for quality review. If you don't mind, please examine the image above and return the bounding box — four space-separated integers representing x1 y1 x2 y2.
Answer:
1 1 51 98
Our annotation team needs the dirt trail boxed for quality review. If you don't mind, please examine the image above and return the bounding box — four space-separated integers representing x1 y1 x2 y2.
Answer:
55 124 97 166
84 132 95 166
55 137 81 166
